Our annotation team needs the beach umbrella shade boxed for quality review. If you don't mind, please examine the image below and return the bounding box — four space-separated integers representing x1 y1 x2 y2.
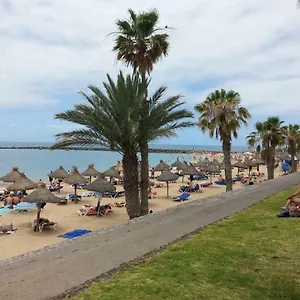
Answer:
171 158 185 170
103 166 122 182
253 158 265 165
48 166 68 193
233 161 247 176
86 176 116 215
207 166 221 184
154 160 170 172
0 167 22 183
7 173 38 192
181 165 200 182
63 166 88 195
24 182 62 232
115 161 123 173
81 164 100 183
157 171 179 197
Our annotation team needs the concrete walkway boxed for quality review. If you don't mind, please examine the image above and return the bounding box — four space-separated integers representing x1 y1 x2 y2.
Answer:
1 173 300 300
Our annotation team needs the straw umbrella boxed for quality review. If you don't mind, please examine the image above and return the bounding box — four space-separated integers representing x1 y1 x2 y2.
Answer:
181 165 200 182
7 173 38 193
86 177 116 216
48 166 68 193
103 166 121 183
171 158 185 170
233 161 248 176
63 166 88 196
81 164 100 183
154 160 170 173
24 182 62 232
0 167 22 183
207 166 221 184
245 160 258 176
157 171 179 197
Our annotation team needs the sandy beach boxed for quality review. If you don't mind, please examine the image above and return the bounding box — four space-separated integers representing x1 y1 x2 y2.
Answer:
0 165 277 260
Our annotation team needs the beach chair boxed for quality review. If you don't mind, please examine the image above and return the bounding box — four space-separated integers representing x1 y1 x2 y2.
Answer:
68 194 82 203
179 185 188 192
33 218 57 232
14 202 37 212
192 184 200 192
78 205 111 217
81 191 95 197
103 191 124 198
72 183 86 190
172 193 190 202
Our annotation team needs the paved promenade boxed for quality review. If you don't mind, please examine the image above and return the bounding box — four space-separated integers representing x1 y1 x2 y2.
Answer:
1 173 300 300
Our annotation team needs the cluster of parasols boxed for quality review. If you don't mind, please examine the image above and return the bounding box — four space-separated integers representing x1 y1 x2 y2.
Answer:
152 158 265 197
0 164 122 232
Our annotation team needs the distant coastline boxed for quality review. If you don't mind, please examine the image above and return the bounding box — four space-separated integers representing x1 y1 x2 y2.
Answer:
0 145 246 154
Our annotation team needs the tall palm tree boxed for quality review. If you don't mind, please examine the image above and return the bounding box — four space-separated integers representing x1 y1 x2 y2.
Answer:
112 8 169 215
195 89 251 191
51 72 194 218
247 117 285 180
51 72 142 219
283 124 300 173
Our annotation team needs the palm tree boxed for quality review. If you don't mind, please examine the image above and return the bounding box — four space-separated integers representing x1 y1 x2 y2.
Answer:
112 8 169 215
51 72 194 218
195 89 251 191
283 124 300 173
51 72 142 219
247 117 285 180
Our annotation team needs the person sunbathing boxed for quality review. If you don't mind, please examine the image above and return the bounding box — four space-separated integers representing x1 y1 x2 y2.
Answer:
217 175 225 182
283 189 300 209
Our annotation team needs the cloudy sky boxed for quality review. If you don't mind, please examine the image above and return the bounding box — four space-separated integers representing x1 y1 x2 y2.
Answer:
0 0 299 146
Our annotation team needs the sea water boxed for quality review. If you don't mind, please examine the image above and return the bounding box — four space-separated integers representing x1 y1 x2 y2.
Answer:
0 142 247 180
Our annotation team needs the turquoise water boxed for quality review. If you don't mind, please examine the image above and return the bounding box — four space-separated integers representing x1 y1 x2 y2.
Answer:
0 142 247 180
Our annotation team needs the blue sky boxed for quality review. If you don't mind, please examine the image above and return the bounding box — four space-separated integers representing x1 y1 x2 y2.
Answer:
1 0 300 146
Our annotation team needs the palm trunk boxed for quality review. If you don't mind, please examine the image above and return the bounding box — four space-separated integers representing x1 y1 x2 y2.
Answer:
139 71 149 216
123 151 140 219
267 149 275 179
291 151 297 173
222 137 233 191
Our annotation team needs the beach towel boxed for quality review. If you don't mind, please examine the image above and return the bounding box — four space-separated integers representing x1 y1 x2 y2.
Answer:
0 206 13 216
59 229 92 239
14 202 37 211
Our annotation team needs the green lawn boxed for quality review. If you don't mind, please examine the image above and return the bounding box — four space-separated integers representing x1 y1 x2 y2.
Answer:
72 187 300 300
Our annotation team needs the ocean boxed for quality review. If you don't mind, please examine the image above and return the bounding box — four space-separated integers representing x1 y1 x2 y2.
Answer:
0 142 248 180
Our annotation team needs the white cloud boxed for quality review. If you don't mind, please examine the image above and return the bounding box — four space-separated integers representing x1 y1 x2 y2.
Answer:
0 0 300 115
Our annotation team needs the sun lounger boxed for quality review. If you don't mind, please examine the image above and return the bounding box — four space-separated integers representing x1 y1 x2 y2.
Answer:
103 191 124 198
68 194 82 203
14 202 37 211
33 218 57 232
172 192 190 202
81 191 95 197
113 202 125 207
72 184 86 189
78 205 112 216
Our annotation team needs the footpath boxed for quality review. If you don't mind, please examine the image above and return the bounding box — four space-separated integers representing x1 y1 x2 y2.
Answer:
1 173 300 300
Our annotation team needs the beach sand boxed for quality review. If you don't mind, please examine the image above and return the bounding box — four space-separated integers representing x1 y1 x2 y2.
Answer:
0 166 277 260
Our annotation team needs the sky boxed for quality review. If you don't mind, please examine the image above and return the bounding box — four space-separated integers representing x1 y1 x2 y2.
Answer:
0 0 300 146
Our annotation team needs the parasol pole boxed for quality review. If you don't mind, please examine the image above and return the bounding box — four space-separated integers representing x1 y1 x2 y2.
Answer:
97 193 102 216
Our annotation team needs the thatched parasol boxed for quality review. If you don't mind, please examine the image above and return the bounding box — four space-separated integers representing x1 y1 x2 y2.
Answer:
48 166 68 179
254 158 265 165
86 176 116 215
207 166 221 184
181 165 200 176
157 171 179 197
103 166 121 181
24 182 62 231
171 158 185 169
233 161 247 176
81 164 100 183
194 160 209 168
0 167 22 183
210 159 220 166
154 160 170 172
64 166 88 195
115 161 123 173
48 166 68 193
7 173 38 192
